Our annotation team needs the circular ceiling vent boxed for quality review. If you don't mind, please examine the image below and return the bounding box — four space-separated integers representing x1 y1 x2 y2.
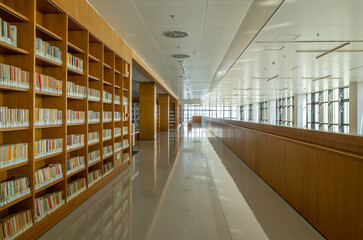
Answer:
163 30 190 38
172 54 190 59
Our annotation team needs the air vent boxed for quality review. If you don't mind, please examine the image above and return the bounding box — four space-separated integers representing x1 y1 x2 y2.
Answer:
172 54 190 59
163 30 190 38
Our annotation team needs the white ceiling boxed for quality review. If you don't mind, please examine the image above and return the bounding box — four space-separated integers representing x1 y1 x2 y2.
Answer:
132 63 167 97
87 0 253 100
205 0 363 106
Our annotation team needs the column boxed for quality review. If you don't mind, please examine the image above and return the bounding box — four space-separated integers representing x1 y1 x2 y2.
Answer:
159 94 169 131
139 82 156 139
349 82 363 135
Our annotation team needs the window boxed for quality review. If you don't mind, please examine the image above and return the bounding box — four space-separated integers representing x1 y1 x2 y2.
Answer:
259 101 268 123
248 104 253 122
276 97 294 127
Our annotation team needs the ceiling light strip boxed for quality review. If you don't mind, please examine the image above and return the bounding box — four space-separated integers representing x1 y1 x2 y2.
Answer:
316 42 350 59
266 75 279 81
312 75 332 82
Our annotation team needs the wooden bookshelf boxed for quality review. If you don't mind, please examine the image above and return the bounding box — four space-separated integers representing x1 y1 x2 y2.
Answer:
0 1 132 239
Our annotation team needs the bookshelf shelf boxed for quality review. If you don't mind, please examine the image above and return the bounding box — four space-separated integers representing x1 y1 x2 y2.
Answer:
88 140 99 147
123 88 128 92
67 95 85 100
67 67 84 75
35 124 62 129
0 3 29 22
0 85 29 92
88 75 100 81
88 121 100 125
88 54 100 63
34 178 64 194
0 161 28 172
103 81 112 86
67 145 84 153
35 152 63 163
88 98 100 102
115 69 121 74
103 62 112 69
36 23 63 41
68 42 84 54
35 90 62 97
88 159 102 168
0 41 29 55
115 85 121 89
0 126 29 132
36 55 62 67
0 193 32 212
67 122 85 127
67 167 86 178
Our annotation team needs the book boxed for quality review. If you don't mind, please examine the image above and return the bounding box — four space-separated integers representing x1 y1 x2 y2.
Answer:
0 143 28 169
35 191 65 223
123 152 130 163
67 82 86 98
0 63 29 89
67 178 86 201
67 156 85 175
103 145 113 158
123 126 128 135
123 139 129 149
88 88 100 101
67 134 84 150
0 210 33 239
103 90 112 103
103 111 112 122
103 162 114 177
114 112 121 121
88 169 102 187
88 111 100 123
34 138 63 159
0 107 29 128
114 95 120 105
35 37 62 63
123 96 128 105
114 142 122 153
35 108 62 126
88 132 99 144
67 110 85 124
114 127 121 137
35 71 62 94
103 129 112 141
0 18 17 47
0 176 30 207
88 150 101 165
67 53 83 72
34 164 63 190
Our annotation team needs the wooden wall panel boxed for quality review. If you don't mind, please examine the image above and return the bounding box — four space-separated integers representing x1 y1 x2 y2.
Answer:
139 82 156 140
203 117 363 240
159 94 169 131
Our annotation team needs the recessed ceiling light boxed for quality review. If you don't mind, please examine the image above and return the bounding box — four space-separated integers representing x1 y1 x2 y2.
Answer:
163 30 190 39
264 45 285 51
273 34 299 41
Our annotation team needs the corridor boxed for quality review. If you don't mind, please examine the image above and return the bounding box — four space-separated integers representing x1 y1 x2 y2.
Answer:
40 127 324 240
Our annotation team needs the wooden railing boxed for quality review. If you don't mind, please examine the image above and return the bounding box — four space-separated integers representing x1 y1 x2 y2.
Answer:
203 117 363 240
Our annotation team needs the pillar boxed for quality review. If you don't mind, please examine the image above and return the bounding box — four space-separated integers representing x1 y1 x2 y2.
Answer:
349 82 363 135
139 82 156 139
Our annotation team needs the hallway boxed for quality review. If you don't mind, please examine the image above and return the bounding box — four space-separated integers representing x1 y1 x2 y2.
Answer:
40 127 324 240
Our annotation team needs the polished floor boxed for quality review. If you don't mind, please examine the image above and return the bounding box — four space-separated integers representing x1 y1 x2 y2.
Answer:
39 126 324 240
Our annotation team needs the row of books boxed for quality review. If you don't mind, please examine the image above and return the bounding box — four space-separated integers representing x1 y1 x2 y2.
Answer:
34 138 62 159
88 111 100 123
36 38 62 64
35 191 65 223
0 176 30 207
114 142 122 153
0 143 28 169
88 169 102 187
123 96 128 105
0 63 29 89
35 71 62 95
103 162 114 177
67 53 83 72
114 95 121 105
0 210 33 240
88 150 101 165
123 139 129 149
103 145 113 159
0 107 29 128
67 82 86 98
103 129 112 141
123 126 128 135
67 156 85 175
103 111 112 122
114 112 121 121
88 88 100 101
67 110 85 124
34 164 63 190
88 132 99 144
67 178 86 201
103 90 112 103
67 134 84 150
114 127 122 137
35 108 62 126
0 17 17 47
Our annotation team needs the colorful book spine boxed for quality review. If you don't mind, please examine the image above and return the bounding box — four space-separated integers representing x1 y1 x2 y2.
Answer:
103 111 112 122
35 71 62 94
88 111 100 123
67 82 86 98
35 108 62 126
0 17 17 47
0 176 30 207
103 90 112 103
67 134 84 150
103 129 112 141
34 164 63 190
114 95 121 105
0 107 29 128
88 169 102 187
35 191 64 223
67 53 83 72
88 150 101 165
0 210 33 240
67 110 85 124
88 132 99 145
35 37 62 63
114 142 122 153
114 112 121 121
67 156 85 176
67 178 86 201
0 63 29 89
0 143 28 169
123 126 128 135
103 162 114 177
114 127 121 137
103 145 113 158
123 139 129 149
34 138 63 159
123 152 130 163
88 88 100 101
